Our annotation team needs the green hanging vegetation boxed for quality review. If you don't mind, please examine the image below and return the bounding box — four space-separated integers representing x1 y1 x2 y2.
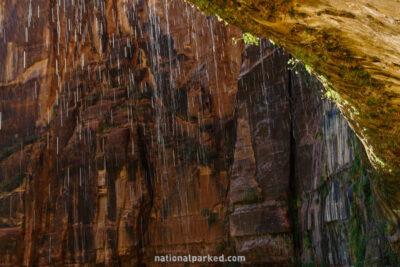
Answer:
232 32 260 46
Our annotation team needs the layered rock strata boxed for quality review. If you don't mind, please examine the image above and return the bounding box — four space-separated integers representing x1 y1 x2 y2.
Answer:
0 0 395 266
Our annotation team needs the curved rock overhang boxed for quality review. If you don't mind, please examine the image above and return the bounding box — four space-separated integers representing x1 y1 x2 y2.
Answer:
188 0 400 219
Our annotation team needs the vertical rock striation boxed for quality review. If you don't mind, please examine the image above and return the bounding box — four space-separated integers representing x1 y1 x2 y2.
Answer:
0 0 395 266
230 39 394 266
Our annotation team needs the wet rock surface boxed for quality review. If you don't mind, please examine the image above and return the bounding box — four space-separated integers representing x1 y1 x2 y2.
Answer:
0 0 396 266
187 0 400 187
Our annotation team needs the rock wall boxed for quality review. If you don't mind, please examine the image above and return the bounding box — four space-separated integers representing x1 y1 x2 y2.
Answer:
231 40 395 266
0 0 395 266
0 0 242 265
187 0 400 179
187 0 400 231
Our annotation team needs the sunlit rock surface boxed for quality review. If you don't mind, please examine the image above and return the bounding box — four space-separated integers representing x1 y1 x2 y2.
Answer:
0 0 396 266
188 0 400 224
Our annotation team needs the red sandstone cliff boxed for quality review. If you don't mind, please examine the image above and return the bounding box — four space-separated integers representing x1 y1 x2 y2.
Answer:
0 0 394 266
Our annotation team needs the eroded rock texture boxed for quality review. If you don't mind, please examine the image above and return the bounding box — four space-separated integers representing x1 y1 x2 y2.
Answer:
232 40 394 266
0 0 395 266
188 0 400 224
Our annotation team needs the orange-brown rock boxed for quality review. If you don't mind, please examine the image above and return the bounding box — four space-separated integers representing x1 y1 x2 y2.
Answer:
188 0 400 225
0 0 395 266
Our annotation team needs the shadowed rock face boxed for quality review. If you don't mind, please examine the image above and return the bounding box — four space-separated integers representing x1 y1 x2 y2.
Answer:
187 0 400 223
232 40 393 266
0 0 395 266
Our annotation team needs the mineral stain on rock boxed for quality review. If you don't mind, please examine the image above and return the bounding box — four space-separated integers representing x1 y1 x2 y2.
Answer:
0 0 397 266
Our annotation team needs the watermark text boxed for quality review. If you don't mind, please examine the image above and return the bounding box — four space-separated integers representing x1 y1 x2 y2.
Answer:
154 254 246 263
